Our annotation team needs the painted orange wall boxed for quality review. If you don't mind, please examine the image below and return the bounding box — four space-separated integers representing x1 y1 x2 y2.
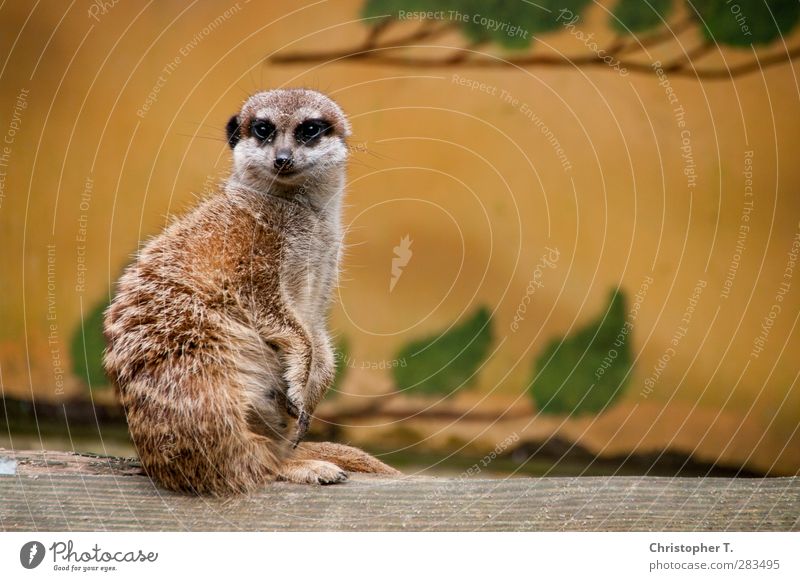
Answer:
0 1 798 473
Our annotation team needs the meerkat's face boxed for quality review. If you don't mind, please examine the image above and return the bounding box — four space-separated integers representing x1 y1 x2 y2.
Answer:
226 89 351 188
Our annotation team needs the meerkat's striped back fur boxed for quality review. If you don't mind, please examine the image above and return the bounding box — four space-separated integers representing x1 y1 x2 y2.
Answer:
103 89 398 495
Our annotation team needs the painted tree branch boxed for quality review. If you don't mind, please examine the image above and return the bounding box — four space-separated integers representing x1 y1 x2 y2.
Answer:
316 390 532 423
268 20 800 80
660 41 717 73
0 394 530 431
317 405 531 423
289 19 454 63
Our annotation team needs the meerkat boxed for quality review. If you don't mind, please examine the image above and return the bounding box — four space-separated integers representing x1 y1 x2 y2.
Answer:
103 89 399 495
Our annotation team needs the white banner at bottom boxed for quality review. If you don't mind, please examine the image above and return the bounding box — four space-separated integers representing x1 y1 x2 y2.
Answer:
1 532 797 580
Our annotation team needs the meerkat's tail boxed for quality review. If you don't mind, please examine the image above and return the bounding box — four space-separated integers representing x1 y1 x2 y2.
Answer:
295 442 401 475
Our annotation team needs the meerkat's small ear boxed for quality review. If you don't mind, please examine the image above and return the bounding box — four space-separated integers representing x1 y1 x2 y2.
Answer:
226 114 241 149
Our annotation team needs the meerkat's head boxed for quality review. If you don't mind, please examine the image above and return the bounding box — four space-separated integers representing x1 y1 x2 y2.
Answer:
226 89 351 190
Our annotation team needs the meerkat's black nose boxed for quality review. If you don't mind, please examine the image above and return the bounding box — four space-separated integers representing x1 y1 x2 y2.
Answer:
274 150 293 171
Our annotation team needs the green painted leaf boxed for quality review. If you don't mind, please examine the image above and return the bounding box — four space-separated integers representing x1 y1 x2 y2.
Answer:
363 0 800 49
393 306 493 395
518 0 594 33
693 0 800 46
612 0 674 33
70 298 110 390
530 288 632 416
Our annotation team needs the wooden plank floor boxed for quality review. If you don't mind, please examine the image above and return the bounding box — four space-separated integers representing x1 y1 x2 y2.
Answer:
1 450 798 531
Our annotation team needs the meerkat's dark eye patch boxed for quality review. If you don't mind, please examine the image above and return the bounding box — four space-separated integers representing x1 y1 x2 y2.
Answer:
295 119 332 145
226 115 241 149
251 119 277 143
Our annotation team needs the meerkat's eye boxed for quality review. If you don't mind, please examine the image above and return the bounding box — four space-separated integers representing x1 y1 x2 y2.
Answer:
251 120 276 143
295 119 332 145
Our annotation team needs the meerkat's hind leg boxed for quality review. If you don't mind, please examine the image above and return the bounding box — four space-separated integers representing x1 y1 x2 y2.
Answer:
279 458 348 485
296 442 401 475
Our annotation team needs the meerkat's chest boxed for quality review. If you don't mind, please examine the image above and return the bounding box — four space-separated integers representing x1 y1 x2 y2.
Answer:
279 216 341 320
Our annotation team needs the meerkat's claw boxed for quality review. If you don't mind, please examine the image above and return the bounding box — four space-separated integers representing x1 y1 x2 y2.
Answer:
285 397 301 419
292 410 310 448
285 386 305 419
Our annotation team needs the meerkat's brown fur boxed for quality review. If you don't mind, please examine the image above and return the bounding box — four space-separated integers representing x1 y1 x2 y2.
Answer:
104 89 398 495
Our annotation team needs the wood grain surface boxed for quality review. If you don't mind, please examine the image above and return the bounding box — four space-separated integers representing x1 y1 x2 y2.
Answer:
1 450 797 531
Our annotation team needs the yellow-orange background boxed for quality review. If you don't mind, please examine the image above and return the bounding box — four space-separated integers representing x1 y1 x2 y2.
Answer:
0 0 798 474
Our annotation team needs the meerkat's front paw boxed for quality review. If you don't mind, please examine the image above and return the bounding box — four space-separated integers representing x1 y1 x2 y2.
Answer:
279 459 348 485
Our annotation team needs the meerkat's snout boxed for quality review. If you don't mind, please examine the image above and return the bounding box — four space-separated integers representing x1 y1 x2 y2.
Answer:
274 148 293 173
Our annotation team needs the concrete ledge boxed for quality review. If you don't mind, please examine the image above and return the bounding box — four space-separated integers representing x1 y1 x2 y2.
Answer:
1 450 798 531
